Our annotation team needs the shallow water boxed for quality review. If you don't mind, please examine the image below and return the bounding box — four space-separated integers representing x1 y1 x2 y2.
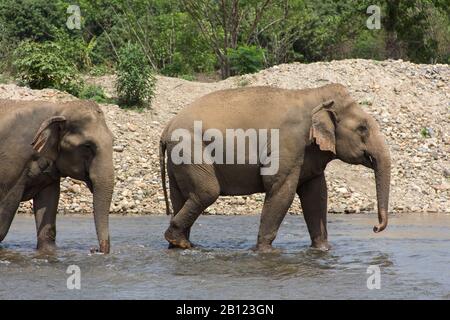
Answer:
0 214 449 300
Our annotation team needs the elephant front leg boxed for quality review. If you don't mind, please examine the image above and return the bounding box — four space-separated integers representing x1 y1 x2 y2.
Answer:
256 169 300 252
33 181 60 253
298 173 330 251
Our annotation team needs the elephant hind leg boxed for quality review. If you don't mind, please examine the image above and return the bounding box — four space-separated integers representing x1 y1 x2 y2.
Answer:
165 199 206 249
167 179 188 249
165 164 220 249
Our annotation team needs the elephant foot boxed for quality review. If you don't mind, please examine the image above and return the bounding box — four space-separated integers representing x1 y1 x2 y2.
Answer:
253 243 280 253
37 240 57 254
168 242 196 249
310 240 330 251
90 240 110 254
165 227 192 249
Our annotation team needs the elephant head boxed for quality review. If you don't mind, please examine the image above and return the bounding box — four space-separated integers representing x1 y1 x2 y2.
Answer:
31 101 114 253
310 84 391 233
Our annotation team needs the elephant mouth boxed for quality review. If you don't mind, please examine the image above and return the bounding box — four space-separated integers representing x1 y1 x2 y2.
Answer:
85 178 94 193
363 151 376 169
84 163 94 193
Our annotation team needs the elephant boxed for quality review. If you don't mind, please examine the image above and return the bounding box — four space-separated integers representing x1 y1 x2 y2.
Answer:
0 99 114 253
159 83 391 251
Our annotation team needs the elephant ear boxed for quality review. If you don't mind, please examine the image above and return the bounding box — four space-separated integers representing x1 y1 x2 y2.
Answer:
310 100 336 154
31 116 66 161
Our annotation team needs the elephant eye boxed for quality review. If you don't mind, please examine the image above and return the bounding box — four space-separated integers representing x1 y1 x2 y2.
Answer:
82 141 95 151
357 125 368 135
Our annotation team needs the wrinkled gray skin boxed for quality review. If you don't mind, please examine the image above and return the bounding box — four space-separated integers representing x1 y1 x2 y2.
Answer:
0 100 114 253
160 84 391 251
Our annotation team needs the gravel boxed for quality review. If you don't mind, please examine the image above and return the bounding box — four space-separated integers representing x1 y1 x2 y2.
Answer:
1 58 448 215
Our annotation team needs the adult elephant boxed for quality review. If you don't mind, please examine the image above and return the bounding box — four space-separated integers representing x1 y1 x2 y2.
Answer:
160 84 391 251
0 100 114 253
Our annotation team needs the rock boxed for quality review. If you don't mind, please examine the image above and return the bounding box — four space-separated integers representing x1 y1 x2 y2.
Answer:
113 145 125 152
444 169 450 178
336 187 348 194
433 184 450 191
69 184 81 193
127 123 137 132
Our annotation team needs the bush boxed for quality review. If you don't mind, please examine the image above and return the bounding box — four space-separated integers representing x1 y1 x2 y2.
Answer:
89 64 112 77
179 74 196 81
0 73 13 84
53 32 98 72
116 43 156 108
227 45 266 75
12 41 83 95
78 84 108 104
351 30 386 60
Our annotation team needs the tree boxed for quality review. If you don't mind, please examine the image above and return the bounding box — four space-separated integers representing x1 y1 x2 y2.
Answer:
182 0 274 78
383 0 449 63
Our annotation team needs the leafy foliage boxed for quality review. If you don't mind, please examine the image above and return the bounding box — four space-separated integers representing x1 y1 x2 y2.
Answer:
78 84 109 103
116 43 156 108
228 46 266 75
13 41 83 95
0 0 448 86
0 0 66 41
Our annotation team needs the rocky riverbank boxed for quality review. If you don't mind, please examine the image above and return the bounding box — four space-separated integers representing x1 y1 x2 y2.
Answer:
1 59 448 215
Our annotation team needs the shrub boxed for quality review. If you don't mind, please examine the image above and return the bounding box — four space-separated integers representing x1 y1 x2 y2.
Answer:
116 43 156 108
12 40 83 95
53 32 98 72
237 78 250 87
227 45 266 76
79 84 108 104
89 65 112 77
351 30 386 60
180 74 196 81
0 73 12 84
420 127 432 138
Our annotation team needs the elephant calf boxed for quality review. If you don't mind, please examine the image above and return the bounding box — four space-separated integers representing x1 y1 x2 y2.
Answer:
160 84 391 251
0 100 114 253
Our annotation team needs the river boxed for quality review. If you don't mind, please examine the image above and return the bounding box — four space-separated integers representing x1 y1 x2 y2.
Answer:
0 214 449 299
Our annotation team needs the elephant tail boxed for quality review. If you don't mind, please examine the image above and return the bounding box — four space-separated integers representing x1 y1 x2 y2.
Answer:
159 134 171 216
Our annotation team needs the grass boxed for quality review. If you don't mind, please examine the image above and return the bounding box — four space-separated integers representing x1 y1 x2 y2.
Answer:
78 84 114 104
0 73 13 84
420 127 432 138
237 78 250 87
180 74 196 81
360 99 373 106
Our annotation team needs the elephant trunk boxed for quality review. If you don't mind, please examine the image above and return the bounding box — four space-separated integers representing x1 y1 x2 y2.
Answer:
371 135 391 233
0 170 28 241
89 147 114 253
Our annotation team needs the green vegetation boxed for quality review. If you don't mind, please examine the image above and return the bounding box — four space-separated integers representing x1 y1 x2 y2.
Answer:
237 78 251 87
228 46 266 75
0 0 448 107
116 43 156 107
12 40 83 95
420 127 432 138
78 84 109 104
